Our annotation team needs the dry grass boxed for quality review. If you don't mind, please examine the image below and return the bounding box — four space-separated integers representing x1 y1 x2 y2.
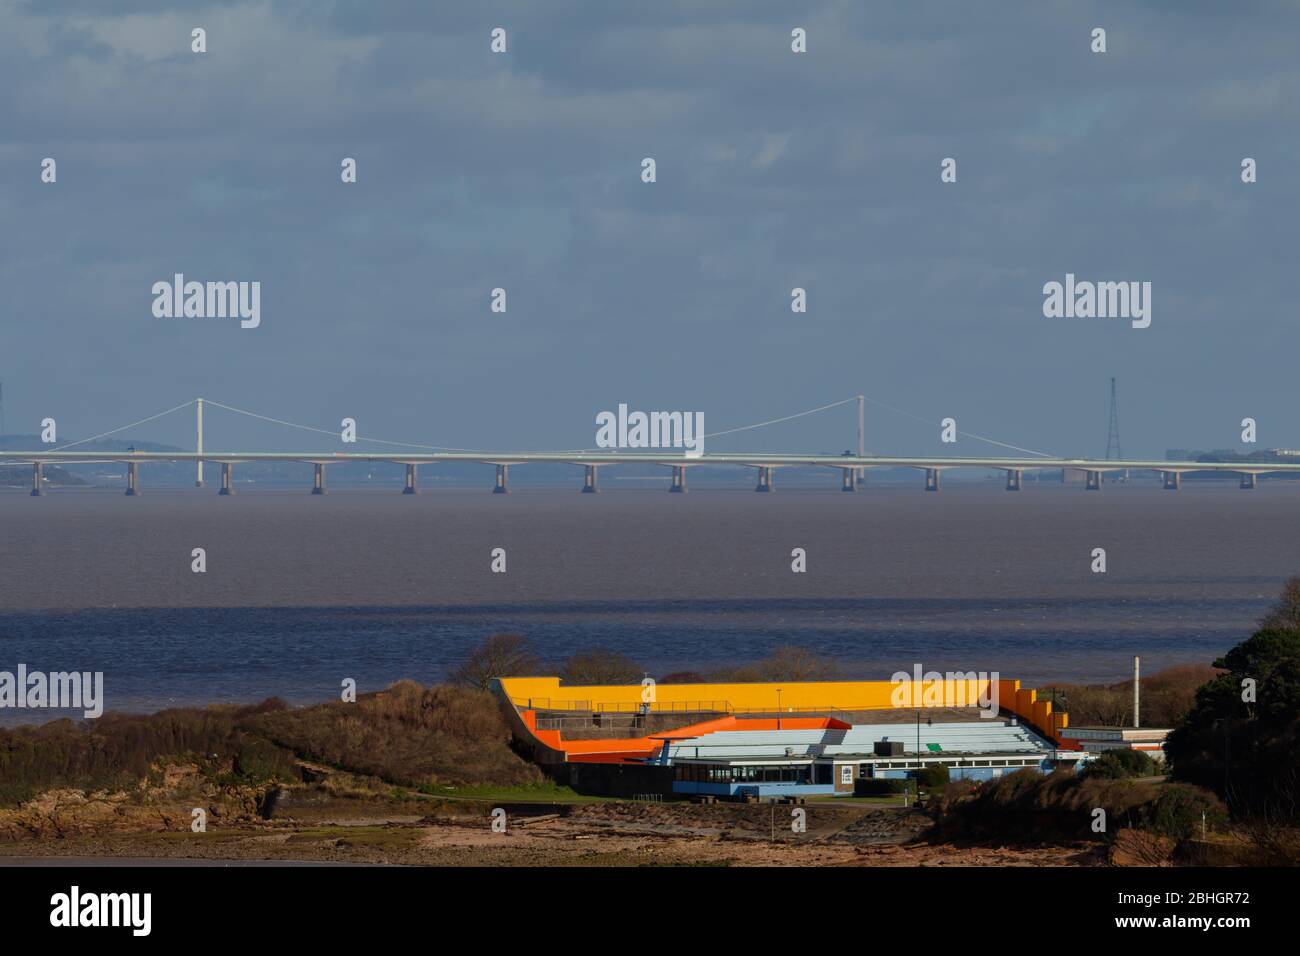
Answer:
0 682 540 808
931 768 1227 847
242 681 542 790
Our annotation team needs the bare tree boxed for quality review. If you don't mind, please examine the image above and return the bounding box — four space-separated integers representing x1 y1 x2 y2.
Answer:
1259 576 1300 633
560 648 642 685
451 634 540 691
752 645 841 682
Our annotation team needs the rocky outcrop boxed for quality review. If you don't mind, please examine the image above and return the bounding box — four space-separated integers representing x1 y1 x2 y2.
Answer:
0 762 272 841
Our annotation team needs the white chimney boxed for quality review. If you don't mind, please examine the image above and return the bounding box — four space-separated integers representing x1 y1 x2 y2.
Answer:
1133 656 1140 729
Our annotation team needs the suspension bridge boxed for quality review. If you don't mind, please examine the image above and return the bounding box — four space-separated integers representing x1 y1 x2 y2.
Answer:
1 396 1295 496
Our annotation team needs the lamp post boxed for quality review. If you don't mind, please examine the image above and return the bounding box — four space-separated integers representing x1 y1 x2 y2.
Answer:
915 710 921 801
776 688 782 730
915 711 932 798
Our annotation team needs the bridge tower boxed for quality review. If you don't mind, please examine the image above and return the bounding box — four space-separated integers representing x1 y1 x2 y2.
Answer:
1105 377 1126 482
857 395 865 480
195 398 204 487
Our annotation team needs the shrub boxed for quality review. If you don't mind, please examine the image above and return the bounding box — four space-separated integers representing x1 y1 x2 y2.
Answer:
854 778 913 796
1082 749 1156 780
914 765 950 788
1141 783 1227 841
231 736 297 784
932 765 1226 846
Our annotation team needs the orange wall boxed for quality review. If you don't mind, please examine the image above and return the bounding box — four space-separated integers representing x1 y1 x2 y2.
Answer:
518 710 850 763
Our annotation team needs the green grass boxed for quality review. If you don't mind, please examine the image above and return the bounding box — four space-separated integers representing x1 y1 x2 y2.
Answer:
804 795 911 806
416 781 616 804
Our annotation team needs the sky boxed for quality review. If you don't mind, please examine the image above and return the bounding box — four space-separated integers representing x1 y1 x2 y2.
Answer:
1 0 1298 458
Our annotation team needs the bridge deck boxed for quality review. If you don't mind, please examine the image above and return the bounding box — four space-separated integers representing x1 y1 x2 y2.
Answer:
1 450 1296 474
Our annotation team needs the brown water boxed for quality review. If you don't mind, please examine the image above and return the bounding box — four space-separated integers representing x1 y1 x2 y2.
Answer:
0 482 1294 719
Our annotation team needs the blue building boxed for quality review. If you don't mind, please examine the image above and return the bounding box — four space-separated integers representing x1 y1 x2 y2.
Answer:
665 719 1087 799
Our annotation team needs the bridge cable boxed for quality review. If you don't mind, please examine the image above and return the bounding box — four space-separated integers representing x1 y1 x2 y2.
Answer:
702 397 858 439
51 400 196 451
854 394 1058 459
201 399 487 452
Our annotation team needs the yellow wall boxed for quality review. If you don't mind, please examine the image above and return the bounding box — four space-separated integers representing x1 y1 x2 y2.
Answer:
497 675 1066 741
503 675 985 713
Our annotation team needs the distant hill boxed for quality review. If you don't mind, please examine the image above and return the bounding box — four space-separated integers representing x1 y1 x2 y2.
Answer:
0 463 87 488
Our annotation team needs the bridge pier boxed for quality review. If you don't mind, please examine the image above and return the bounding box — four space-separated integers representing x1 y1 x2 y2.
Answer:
125 461 141 496
1162 471 1181 491
1085 470 1102 491
219 462 234 495
312 463 328 495
670 465 687 493
1240 473 1258 490
755 467 773 492
1005 469 1022 492
30 462 44 496
403 463 419 495
924 468 941 492
841 467 857 492
494 464 509 494
582 465 599 493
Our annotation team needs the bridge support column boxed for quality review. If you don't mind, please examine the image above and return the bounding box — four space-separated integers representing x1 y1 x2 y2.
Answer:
670 466 687 493
403 463 419 495
219 462 234 495
582 465 599 493
755 467 773 492
1162 471 1181 491
493 464 509 494
924 468 941 492
31 462 44 496
1240 473 1258 490
125 461 141 496
1085 470 1102 491
1005 469 1022 492
841 467 857 492
312 463 327 495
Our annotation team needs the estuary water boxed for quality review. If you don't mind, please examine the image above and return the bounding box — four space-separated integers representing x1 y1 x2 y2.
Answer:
1 481 1295 721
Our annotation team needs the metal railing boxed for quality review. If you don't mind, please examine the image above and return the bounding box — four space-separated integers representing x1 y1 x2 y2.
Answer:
595 699 731 714
515 698 998 719
513 697 730 714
